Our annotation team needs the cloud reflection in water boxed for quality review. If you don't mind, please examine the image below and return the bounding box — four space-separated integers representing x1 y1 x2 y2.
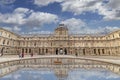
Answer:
0 68 120 80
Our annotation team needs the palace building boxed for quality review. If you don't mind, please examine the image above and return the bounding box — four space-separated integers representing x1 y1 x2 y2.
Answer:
0 24 120 56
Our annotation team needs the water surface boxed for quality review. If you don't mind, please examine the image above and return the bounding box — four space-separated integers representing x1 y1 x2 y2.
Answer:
0 68 120 80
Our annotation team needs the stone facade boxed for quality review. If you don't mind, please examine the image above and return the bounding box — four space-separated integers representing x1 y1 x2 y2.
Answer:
0 24 120 56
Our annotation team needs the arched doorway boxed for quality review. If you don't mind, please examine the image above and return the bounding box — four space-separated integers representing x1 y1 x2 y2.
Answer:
29 49 31 54
56 48 58 55
59 48 63 55
22 48 24 53
64 48 67 55
56 48 68 55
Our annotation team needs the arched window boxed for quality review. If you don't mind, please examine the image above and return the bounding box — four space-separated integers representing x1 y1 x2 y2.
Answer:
46 49 48 53
83 49 85 55
102 49 104 54
98 49 100 55
56 48 58 55
26 49 27 53
42 48 44 54
3 40 5 44
64 48 67 55
7 41 9 45
29 49 31 53
1 47 4 53
94 49 96 55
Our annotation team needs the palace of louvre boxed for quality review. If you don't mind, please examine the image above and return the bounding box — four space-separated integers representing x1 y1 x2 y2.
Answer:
0 24 120 56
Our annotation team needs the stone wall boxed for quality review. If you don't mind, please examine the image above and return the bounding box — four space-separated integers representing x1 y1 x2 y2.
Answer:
0 25 120 56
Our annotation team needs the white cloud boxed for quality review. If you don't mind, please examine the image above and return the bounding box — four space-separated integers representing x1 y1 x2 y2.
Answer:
60 18 119 34
1 0 119 21
13 26 21 31
13 74 21 80
33 0 120 20
107 0 120 10
104 26 120 31
34 0 63 6
102 0 120 20
26 12 58 27
0 7 58 26
85 26 120 34
61 18 86 33
3 26 21 32
3 26 12 31
61 0 103 15
68 69 120 80
0 0 15 5
0 8 30 25
14 8 31 14
0 7 58 29
60 0 120 20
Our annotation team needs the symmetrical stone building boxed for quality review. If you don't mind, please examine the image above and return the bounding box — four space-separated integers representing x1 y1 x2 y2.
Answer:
0 24 120 56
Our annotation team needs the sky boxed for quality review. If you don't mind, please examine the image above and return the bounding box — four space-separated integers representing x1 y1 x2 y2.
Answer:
0 0 120 34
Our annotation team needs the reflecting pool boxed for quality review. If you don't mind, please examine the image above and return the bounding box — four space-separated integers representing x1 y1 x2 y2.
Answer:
0 68 120 80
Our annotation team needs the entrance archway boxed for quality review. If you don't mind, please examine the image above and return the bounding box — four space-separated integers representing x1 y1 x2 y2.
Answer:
56 48 58 55
22 48 24 53
64 48 67 55
56 48 68 55
59 48 63 55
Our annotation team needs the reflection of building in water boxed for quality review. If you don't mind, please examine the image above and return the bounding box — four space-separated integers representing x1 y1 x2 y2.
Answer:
1 24 120 56
0 57 120 78
54 68 68 80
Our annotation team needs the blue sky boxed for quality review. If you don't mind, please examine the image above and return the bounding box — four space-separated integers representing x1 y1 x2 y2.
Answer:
0 0 120 34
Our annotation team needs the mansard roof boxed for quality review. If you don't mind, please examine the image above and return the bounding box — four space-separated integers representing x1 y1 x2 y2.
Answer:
0 25 120 37
55 24 68 31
